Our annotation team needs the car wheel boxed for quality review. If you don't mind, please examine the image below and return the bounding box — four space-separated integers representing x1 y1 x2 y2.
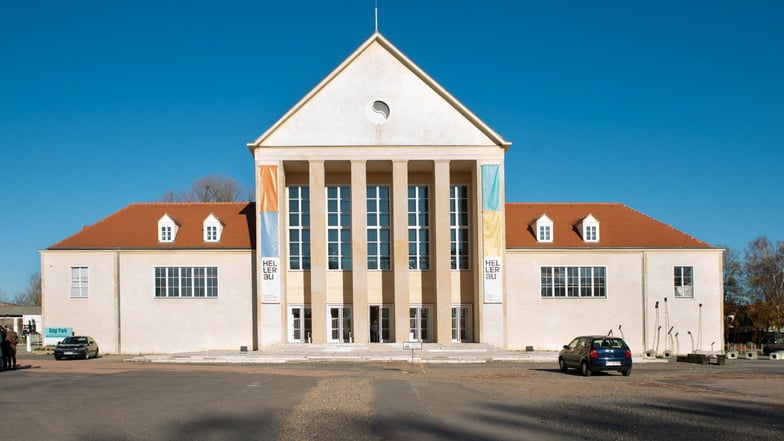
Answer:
558 358 568 373
54 354 62 360
84 351 90 360
622 369 631 377
95 349 99 358
580 360 592 377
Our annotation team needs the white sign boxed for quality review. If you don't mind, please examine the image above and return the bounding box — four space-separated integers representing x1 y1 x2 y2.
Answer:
261 257 281 303
483 256 503 303
403 341 422 350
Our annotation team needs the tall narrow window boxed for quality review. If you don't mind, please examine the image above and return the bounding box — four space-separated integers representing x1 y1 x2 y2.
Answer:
674 266 694 298
70 266 89 298
450 185 470 270
408 185 430 270
327 186 351 270
367 185 391 270
288 186 311 270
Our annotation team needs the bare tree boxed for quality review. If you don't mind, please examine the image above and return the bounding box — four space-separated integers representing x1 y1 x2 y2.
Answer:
722 246 747 306
14 273 42 306
744 236 784 340
160 175 248 202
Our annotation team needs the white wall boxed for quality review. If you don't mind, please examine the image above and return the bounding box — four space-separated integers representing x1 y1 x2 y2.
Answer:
504 248 723 355
41 251 119 350
42 249 254 354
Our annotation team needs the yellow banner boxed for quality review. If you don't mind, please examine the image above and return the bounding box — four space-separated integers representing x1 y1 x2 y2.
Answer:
483 211 501 256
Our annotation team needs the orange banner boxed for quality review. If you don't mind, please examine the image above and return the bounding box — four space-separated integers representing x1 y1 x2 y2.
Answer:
259 165 278 212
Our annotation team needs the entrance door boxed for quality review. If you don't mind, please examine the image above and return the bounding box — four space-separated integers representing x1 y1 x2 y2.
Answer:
451 304 473 343
288 305 312 343
369 305 393 343
328 306 352 343
409 305 432 342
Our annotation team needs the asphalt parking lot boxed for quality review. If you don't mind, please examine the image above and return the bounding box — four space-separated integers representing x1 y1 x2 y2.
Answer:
2 352 783 440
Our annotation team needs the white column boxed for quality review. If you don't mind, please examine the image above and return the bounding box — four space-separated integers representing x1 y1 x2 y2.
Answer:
392 160 410 343
433 160 453 343
309 160 327 343
351 160 369 343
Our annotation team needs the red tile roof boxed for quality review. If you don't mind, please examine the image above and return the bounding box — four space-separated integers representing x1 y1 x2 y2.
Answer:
48 201 710 251
49 203 256 250
505 202 711 249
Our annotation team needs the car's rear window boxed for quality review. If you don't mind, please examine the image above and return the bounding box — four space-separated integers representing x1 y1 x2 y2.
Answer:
592 338 626 349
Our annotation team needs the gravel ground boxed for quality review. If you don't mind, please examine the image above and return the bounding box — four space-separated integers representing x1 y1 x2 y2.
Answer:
7 352 784 440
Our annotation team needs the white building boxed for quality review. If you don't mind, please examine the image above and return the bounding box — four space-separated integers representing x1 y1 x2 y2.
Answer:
41 33 723 355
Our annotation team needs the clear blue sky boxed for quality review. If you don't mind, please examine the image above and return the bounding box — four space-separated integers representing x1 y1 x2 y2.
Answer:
1 1 782 299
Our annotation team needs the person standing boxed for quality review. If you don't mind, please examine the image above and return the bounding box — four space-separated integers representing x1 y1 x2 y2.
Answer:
5 327 18 369
0 325 8 371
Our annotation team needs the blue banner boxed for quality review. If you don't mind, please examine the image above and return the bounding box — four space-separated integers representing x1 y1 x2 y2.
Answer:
481 165 500 211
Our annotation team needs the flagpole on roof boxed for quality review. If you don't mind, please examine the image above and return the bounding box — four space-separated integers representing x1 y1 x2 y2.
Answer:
375 0 379 32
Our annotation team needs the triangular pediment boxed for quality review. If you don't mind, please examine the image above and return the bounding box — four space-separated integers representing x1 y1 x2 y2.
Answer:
249 33 509 149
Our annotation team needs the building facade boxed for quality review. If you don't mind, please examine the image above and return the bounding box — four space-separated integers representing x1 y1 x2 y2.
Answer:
41 33 724 355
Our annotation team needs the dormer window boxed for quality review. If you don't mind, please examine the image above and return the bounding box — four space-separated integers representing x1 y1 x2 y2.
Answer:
158 214 179 243
534 214 553 243
203 214 223 243
578 214 600 243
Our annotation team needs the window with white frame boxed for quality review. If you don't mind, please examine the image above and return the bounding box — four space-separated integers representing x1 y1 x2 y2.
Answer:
203 214 222 242
450 184 470 270
579 214 600 243
541 266 606 297
367 185 391 270
327 186 351 270
535 214 553 243
154 266 218 298
539 225 551 242
408 185 430 270
288 186 311 270
674 266 694 298
158 214 178 243
70 266 89 298
288 305 312 343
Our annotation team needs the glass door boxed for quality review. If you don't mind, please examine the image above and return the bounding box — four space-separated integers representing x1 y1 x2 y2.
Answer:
288 305 312 343
409 305 432 342
369 305 393 343
451 304 473 343
328 306 352 343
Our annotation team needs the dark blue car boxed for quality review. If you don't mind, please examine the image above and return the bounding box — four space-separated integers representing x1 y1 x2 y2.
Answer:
559 335 632 376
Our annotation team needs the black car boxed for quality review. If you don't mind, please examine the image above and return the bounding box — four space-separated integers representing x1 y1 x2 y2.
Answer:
54 336 99 360
559 335 632 377
763 339 784 355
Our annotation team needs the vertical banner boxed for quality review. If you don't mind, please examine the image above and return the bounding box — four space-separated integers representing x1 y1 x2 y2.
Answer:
481 165 503 303
259 165 281 303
